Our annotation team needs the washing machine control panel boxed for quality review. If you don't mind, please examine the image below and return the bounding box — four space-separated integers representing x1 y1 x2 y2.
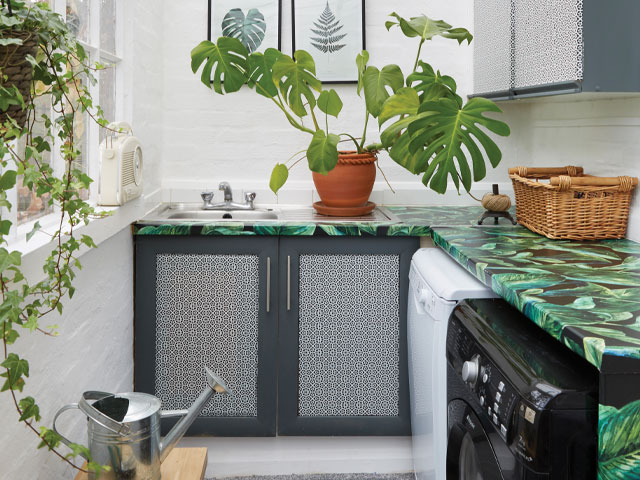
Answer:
448 318 518 442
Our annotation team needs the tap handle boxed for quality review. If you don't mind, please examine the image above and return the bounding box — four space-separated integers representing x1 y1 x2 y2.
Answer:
201 191 214 204
244 192 256 203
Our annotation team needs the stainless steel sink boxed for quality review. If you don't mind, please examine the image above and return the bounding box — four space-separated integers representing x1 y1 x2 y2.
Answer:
166 210 279 221
139 203 398 224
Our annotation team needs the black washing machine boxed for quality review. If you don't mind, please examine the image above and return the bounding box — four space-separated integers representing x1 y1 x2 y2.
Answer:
446 299 599 479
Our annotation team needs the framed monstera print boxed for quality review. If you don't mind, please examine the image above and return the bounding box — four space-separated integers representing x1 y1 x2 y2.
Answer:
208 0 282 53
292 0 366 83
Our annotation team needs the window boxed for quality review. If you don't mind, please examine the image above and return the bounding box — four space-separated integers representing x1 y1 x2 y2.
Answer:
11 0 126 235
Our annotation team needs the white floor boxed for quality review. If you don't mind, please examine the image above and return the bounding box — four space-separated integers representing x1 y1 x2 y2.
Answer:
176 436 414 478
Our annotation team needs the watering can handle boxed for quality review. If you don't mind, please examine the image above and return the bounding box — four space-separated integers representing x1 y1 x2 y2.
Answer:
52 403 90 460
78 391 131 436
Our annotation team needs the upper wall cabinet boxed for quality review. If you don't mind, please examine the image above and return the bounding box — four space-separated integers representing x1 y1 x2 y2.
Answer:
473 0 640 100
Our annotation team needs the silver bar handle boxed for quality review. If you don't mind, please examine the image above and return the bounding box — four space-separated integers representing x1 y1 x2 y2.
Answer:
287 256 291 311
266 257 271 313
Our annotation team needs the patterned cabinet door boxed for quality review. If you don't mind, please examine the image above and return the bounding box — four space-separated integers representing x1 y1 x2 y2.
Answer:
474 0 512 95
134 236 278 437
278 237 419 435
513 0 584 89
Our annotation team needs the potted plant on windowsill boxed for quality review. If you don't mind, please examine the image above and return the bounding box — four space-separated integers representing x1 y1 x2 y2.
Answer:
191 11 510 216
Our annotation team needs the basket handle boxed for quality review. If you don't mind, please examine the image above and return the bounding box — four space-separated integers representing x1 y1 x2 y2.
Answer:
508 166 584 177
550 175 638 191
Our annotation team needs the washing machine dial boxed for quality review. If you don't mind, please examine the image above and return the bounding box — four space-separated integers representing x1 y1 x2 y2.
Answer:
462 355 480 385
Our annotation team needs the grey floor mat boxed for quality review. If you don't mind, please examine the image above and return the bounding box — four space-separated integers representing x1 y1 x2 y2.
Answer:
209 475 414 480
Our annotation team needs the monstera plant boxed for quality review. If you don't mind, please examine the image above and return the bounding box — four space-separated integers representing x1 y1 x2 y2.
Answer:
191 11 510 214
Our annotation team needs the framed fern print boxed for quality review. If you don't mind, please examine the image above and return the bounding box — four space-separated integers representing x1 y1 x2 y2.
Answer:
292 0 366 83
208 0 282 53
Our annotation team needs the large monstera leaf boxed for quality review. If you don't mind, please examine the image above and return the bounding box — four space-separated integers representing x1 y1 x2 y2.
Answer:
272 50 322 117
599 400 640 479
407 61 461 105
222 8 267 53
247 48 282 98
191 37 249 94
407 98 510 193
386 13 473 44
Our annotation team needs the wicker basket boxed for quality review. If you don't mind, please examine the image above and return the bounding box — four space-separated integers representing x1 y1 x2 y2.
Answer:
509 166 638 240
0 29 38 128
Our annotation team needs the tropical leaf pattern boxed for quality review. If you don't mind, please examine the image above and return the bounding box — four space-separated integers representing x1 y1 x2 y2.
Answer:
221 8 267 53
599 400 640 479
310 2 347 54
431 225 640 370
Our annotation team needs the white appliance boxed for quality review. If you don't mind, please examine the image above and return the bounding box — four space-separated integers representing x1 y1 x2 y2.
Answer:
408 248 498 480
98 122 143 206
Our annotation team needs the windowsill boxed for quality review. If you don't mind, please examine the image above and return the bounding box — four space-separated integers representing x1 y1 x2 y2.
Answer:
12 189 161 270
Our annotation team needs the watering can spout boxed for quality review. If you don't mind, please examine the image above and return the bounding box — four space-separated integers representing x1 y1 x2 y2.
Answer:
159 367 231 462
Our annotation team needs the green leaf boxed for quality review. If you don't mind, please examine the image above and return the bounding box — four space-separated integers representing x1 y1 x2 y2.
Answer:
247 48 282 98
407 61 461 105
0 170 17 190
0 219 11 235
221 8 267 53
272 50 322 117
1 353 29 392
269 163 289 194
386 13 473 44
583 337 605 369
0 38 23 46
378 87 420 126
306 130 339 175
26 221 41 242
406 97 510 193
363 65 404 118
317 89 343 117
599 399 640 479
0 248 22 271
356 50 369 95
18 396 41 422
190 37 249 94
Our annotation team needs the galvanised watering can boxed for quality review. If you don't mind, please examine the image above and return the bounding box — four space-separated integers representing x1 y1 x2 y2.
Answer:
53 367 230 479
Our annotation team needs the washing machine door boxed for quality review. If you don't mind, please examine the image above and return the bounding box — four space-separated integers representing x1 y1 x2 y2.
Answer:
447 400 507 480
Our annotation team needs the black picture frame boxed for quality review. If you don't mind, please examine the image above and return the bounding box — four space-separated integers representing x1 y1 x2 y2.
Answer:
208 0 283 52
292 0 366 84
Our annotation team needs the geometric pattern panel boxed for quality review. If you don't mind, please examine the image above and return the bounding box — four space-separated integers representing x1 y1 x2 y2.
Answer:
514 0 583 88
155 254 259 417
474 0 512 94
298 254 400 417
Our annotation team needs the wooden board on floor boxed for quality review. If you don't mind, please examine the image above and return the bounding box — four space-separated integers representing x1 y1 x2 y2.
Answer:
74 447 208 480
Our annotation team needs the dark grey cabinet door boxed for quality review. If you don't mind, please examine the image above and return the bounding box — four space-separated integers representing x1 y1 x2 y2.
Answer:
278 236 419 435
134 236 278 436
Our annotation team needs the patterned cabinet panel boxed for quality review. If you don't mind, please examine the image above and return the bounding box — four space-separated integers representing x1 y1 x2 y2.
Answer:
513 0 584 89
155 254 259 417
278 237 418 436
474 0 512 95
134 236 278 437
298 254 400 417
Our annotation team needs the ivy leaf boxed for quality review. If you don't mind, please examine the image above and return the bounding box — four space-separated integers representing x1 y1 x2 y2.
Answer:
363 65 404 118
272 50 322 117
26 221 41 242
18 397 41 422
38 427 61 450
0 38 23 46
0 220 11 235
269 163 289 194
247 48 282 98
0 170 17 190
190 37 249 94
317 89 343 118
0 248 22 272
306 130 339 175
1 353 29 392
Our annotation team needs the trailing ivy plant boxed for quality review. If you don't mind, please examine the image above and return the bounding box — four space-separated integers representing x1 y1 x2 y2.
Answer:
1 1 109 476
191 11 510 195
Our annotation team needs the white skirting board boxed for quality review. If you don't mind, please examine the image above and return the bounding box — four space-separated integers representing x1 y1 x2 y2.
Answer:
176 436 414 478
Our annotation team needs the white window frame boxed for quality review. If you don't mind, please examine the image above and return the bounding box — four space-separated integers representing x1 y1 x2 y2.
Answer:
5 0 132 244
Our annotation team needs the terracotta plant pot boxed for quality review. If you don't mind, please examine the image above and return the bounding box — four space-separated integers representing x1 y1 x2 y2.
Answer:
312 151 377 211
